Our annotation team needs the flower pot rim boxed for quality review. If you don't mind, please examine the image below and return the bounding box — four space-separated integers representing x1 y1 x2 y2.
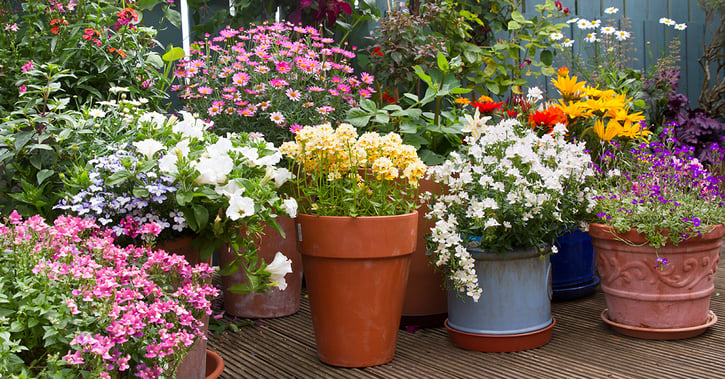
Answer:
466 245 550 261
588 223 725 245
297 211 418 220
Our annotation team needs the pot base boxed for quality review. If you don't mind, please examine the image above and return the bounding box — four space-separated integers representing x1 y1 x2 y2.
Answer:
400 313 448 329
601 309 717 340
552 276 600 302
444 318 555 352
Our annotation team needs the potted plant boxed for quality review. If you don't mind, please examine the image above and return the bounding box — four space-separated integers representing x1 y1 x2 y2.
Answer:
426 117 595 352
586 126 725 340
280 123 426 367
0 212 219 378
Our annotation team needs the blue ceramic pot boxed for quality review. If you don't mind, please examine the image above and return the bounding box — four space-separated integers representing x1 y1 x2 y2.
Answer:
551 230 599 301
447 247 552 335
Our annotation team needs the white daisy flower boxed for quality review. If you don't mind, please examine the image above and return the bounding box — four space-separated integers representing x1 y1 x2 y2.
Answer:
601 26 616 35
550 32 564 41
604 7 619 14
675 23 687 30
615 30 631 41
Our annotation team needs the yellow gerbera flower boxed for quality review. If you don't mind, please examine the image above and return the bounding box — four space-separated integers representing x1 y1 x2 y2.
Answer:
556 100 590 119
551 74 586 100
593 119 622 141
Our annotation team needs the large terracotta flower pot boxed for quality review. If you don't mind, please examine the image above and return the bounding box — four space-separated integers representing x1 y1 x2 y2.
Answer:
400 176 448 328
219 216 302 318
296 212 417 367
589 223 724 339
445 246 554 352
159 236 212 379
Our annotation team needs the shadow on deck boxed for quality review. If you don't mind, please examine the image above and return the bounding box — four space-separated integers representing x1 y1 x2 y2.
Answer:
207 252 725 379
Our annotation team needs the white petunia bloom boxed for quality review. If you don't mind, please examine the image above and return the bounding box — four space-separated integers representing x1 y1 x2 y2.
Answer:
266 252 293 290
194 155 234 185
173 111 209 139
133 139 165 159
226 194 255 220
273 167 292 188
282 198 298 218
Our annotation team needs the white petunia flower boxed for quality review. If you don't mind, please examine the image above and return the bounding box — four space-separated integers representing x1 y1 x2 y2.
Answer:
133 139 165 159
266 252 293 290
226 194 255 220
282 198 298 218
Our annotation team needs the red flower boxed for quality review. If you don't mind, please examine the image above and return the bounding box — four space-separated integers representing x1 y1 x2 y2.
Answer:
471 100 504 114
117 8 139 22
505 109 518 118
529 106 567 134
372 46 384 57
49 18 68 34
109 48 127 58
381 92 396 104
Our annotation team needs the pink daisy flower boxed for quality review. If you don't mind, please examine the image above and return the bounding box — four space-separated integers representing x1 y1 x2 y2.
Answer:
289 124 303 134
286 89 302 101
198 86 213 95
270 111 285 125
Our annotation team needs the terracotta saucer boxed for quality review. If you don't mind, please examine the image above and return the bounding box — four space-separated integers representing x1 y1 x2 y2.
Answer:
601 309 717 340
445 318 556 352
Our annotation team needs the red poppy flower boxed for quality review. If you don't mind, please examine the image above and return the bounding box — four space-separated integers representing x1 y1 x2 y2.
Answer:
471 100 504 114
529 106 567 134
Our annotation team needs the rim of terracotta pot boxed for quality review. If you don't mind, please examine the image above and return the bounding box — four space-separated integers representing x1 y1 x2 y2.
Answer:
205 350 224 379
297 211 418 220
588 223 725 245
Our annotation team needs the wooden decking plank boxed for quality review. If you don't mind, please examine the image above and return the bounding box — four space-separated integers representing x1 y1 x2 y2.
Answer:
206 251 725 378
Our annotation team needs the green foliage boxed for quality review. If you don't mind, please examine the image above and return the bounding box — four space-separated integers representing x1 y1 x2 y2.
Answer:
0 0 178 116
347 53 470 165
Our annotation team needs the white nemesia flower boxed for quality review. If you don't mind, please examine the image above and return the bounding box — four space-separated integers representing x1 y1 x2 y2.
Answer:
604 7 618 14
266 252 293 290
527 87 544 103
133 139 165 159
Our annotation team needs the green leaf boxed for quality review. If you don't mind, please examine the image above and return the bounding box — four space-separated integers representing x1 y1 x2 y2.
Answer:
14 131 34 151
146 52 164 69
162 46 185 62
192 204 209 230
359 98 378 113
508 20 521 30
511 11 526 23
345 108 371 128
106 171 130 186
132 187 150 198
413 65 432 87
486 82 501 95
176 191 194 207
436 52 449 72
36 169 54 185
373 112 390 125
540 49 554 66
164 7 182 29
227 284 251 294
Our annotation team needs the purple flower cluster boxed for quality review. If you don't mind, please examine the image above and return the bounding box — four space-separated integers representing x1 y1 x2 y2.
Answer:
2 212 217 378
172 21 374 144
55 149 187 241
591 127 725 247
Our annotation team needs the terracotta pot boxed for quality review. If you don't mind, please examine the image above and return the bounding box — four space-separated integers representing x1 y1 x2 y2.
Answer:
204 350 224 379
297 212 417 367
219 216 303 318
400 176 448 328
158 236 212 379
589 223 724 339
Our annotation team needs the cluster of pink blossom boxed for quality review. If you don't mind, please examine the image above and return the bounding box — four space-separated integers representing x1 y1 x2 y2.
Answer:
2 211 217 378
173 21 374 144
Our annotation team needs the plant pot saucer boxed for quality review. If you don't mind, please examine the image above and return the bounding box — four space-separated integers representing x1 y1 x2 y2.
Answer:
552 276 600 302
601 309 717 340
444 318 555 352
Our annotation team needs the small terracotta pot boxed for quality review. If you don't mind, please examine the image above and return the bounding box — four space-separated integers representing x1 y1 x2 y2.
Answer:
158 236 211 379
401 176 448 327
297 212 417 367
219 216 303 318
589 223 724 338
204 350 224 379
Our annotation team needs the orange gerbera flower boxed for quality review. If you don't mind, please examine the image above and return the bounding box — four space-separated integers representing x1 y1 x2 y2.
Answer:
529 105 567 134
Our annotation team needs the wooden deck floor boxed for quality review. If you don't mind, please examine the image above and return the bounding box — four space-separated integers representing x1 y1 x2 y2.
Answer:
207 252 725 379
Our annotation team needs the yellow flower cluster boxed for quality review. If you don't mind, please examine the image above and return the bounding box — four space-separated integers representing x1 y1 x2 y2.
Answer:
552 72 650 142
280 123 427 186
